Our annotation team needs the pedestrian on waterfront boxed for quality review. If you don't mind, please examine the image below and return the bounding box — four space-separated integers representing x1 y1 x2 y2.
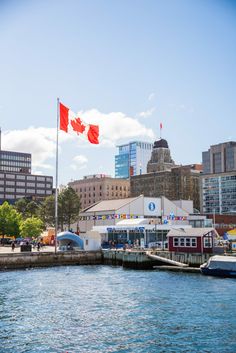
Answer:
11 241 15 252
37 242 40 251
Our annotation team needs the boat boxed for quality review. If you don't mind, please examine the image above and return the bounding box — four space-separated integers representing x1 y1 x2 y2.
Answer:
200 255 236 278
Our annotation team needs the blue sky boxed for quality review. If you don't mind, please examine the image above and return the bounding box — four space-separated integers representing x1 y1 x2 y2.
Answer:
0 0 235 185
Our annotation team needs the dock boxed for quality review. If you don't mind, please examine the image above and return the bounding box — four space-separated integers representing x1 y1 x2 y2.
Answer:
154 265 200 273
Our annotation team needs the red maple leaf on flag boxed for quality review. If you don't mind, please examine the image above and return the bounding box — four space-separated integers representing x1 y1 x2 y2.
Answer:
70 117 86 134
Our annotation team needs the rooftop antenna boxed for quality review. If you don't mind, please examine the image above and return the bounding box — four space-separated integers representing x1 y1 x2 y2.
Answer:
160 122 163 139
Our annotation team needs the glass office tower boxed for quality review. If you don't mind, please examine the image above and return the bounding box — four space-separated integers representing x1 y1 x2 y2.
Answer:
115 141 153 178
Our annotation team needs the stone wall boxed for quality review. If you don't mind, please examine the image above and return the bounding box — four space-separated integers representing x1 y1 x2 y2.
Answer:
0 251 103 270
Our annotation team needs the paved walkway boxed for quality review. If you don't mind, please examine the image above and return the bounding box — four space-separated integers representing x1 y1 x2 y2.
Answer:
0 245 55 254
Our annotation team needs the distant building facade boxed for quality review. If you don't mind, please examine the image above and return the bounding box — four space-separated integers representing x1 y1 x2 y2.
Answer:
131 165 201 211
130 138 201 210
68 174 130 210
115 141 153 178
202 141 236 174
201 141 236 214
147 138 175 172
0 150 53 204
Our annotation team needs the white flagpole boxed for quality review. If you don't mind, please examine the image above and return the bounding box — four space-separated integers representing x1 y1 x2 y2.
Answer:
55 97 59 253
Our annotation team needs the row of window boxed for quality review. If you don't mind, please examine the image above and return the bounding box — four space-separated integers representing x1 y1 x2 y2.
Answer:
1 188 52 194
0 153 31 161
173 237 212 248
0 189 52 198
0 173 52 182
75 185 129 192
0 181 52 188
0 160 30 166
80 191 128 199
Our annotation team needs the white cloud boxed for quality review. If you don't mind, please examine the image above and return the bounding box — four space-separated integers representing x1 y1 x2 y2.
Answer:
70 155 88 170
148 93 155 101
2 127 56 169
138 107 156 119
1 109 155 174
76 109 155 146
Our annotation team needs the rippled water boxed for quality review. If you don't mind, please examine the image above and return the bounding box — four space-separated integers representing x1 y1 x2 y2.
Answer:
0 266 236 353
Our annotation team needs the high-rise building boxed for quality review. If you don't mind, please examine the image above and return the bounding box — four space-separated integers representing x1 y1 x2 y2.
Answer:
130 138 202 211
0 131 53 204
115 141 153 178
68 174 130 210
202 141 236 174
201 141 236 214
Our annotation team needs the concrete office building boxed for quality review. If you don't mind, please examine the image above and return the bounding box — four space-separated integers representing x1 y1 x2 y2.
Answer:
68 174 130 210
115 141 153 178
201 141 236 214
0 150 53 204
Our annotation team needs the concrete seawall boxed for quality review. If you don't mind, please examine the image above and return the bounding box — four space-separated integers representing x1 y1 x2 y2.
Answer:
103 250 212 269
0 250 103 270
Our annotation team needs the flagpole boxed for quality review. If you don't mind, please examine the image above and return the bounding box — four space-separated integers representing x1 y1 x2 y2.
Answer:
55 97 59 253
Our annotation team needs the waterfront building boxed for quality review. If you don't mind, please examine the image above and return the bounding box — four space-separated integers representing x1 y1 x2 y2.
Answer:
201 141 236 214
0 149 53 204
115 141 153 178
68 174 130 210
76 195 210 247
167 227 220 254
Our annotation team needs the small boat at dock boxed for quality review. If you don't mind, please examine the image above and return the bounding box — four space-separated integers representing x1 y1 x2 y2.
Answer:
200 255 236 278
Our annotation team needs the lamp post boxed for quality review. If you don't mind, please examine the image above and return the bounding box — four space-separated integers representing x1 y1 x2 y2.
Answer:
213 208 216 228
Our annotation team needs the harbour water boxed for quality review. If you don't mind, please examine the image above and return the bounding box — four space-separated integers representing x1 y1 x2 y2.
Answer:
1 266 236 353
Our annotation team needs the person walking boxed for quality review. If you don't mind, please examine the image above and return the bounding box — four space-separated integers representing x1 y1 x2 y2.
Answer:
11 241 15 252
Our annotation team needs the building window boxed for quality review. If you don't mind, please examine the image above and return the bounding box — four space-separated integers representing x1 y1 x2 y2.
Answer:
36 190 45 194
5 194 15 199
174 238 179 247
16 188 25 193
6 174 15 179
16 182 25 186
180 238 185 247
37 176 45 181
191 238 197 247
185 238 191 247
27 176 36 181
27 189 35 193
16 175 25 180
6 181 15 186
204 237 212 248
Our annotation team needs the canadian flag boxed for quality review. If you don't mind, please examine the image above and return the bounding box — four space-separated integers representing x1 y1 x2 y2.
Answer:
59 102 99 144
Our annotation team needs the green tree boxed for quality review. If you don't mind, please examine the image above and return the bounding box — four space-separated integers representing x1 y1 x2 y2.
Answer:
60 187 80 230
26 201 40 218
14 198 28 215
39 187 80 231
15 198 40 219
39 195 55 227
20 217 44 239
0 202 22 238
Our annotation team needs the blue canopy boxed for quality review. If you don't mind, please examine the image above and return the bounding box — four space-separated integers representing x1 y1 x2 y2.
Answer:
57 231 84 249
